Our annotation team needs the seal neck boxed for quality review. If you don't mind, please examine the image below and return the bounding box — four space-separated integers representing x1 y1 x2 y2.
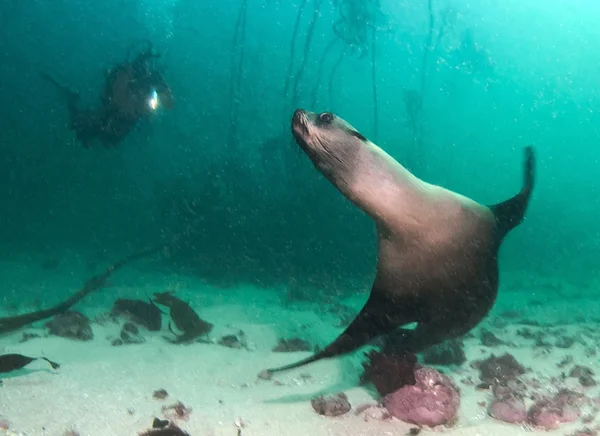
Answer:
348 142 435 231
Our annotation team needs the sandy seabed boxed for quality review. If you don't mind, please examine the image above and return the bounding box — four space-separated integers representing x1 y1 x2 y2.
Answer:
1 260 599 436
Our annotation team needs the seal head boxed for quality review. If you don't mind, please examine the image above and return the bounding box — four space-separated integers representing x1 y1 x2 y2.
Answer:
266 109 535 374
292 110 365 186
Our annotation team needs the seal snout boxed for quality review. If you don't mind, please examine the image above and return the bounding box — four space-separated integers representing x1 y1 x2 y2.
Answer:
292 109 306 122
291 108 310 141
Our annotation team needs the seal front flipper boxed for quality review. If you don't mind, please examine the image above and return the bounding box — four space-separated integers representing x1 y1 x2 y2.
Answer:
265 292 418 374
489 146 535 238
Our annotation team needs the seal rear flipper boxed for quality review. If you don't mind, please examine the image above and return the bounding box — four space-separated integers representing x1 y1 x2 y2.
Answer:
489 146 535 238
265 293 414 374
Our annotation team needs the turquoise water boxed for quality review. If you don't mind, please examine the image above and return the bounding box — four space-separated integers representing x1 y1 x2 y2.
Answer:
1 1 598 293
0 1 599 432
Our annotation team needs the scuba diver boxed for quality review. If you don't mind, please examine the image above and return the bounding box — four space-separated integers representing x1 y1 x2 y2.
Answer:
41 40 173 148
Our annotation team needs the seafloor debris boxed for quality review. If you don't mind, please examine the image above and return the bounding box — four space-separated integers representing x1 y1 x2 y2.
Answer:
119 322 145 344
569 365 596 387
272 337 312 352
480 329 506 347
153 389 169 400
45 311 93 341
257 369 272 380
483 352 593 431
558 355 574 368
153 291 213 344
473 353 526 385
140 426 190 436
556 336 575 349
218 330 247 349
421 339 466 366
488 383 527 424
527 390 584 430
152 418 170 429
111 321 145 346
110 298 162 331
140 417 190 436
18 332 41 343
311 392 351 417
162 401 191 421
568 427 598 436
234 416 246 435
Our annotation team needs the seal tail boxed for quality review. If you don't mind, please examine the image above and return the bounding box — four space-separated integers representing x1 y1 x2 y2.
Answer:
489 146 535 238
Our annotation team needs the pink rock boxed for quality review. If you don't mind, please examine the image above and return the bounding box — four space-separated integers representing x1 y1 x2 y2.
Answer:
489 397 527 423
384 367 460 427
527 398 581 430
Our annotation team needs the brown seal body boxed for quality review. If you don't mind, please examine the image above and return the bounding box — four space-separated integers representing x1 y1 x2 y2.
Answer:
266 109 535 373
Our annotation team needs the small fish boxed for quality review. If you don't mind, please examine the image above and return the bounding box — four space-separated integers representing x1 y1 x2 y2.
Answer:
0 353 60 373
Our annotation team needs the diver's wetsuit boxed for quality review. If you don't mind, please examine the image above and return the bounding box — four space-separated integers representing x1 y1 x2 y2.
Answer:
42 44 172 148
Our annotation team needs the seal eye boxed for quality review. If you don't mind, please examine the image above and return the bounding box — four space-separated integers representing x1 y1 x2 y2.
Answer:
318 112 334 124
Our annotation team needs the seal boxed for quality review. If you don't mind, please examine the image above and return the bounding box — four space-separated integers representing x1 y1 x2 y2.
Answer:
266 109 535 373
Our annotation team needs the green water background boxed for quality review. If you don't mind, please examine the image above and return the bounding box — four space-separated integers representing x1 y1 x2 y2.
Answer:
0 0 598 300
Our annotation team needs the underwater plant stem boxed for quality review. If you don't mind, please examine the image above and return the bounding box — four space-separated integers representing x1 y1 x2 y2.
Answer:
432 7 449 54
420 0 435 100
291 0 325 109
310 38 340 109
228 0 248 150
328 47 346 107
0 245 164 334
283 0 308 101
410 0 435 173
371 26 378 140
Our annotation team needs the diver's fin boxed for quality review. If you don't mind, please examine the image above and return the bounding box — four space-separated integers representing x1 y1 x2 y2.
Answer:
40 72 80 106
40 72 64 90
489 146 535 238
